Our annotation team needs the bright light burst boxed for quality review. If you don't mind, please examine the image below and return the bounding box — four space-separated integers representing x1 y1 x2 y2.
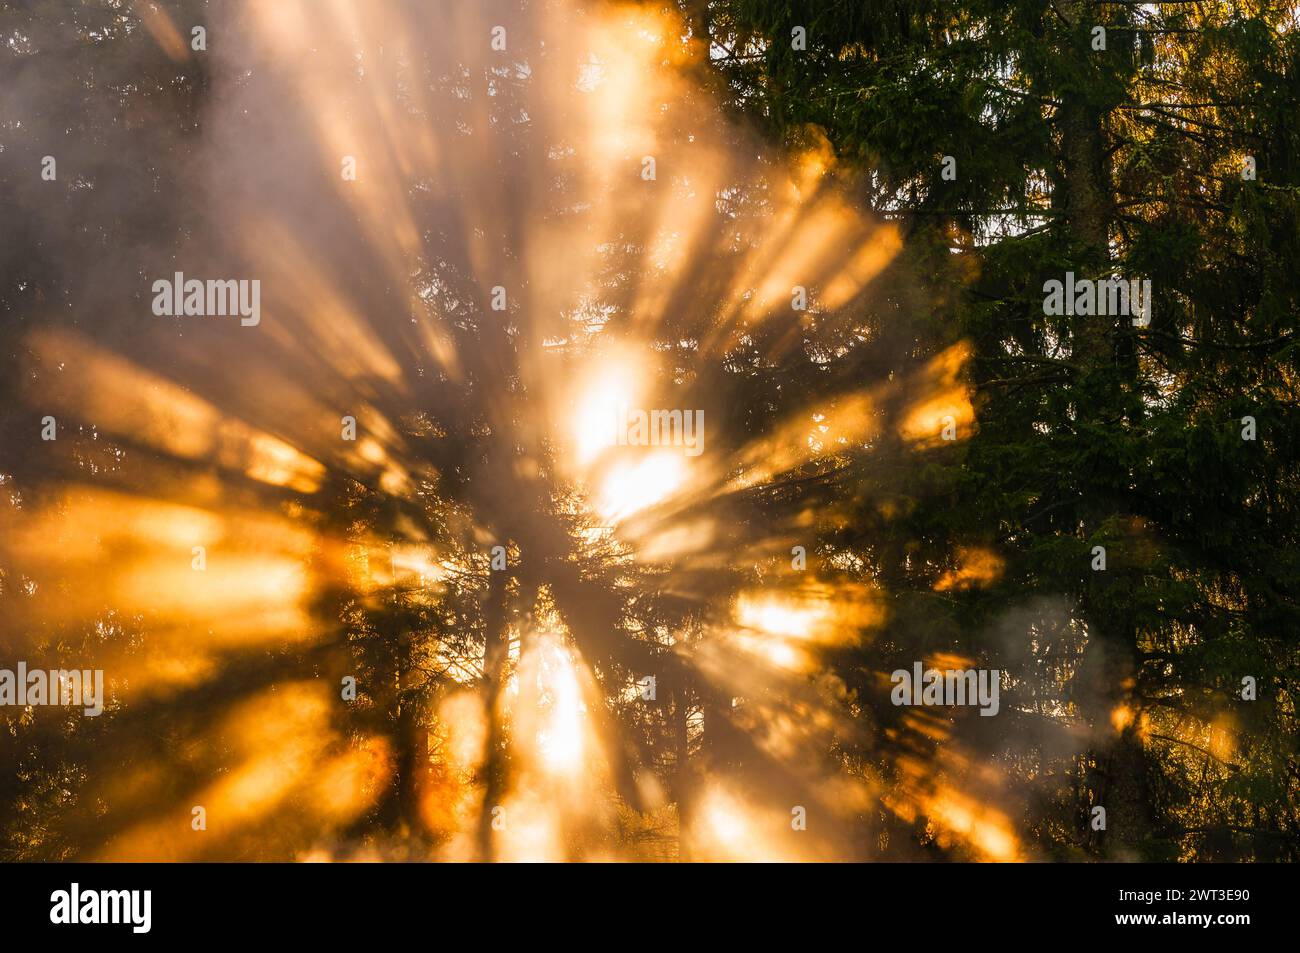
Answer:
0 0 1009 864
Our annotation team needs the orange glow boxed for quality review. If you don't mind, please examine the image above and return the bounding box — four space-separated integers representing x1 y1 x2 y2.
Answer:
898 342 976 446
132 1 189 61
27 329 326 493
935 547 1006 592
1112 704 1136 733
0 0 1021 866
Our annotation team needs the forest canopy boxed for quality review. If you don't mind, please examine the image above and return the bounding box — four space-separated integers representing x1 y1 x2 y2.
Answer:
0 0 1297 862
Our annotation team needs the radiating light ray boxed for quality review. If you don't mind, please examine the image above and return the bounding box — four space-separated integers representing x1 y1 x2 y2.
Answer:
0 0 1011 864
897 342 976 447
95 684 391 861
595 453 687 523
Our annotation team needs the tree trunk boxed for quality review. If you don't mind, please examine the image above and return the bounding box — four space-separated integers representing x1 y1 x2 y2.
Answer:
1056 1 1155 858
476 558 511 860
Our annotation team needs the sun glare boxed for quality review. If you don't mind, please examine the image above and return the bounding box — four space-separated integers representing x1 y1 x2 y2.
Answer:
596 453 686 522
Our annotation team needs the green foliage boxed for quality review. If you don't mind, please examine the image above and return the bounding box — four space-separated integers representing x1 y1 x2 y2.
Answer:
705 0 1300 859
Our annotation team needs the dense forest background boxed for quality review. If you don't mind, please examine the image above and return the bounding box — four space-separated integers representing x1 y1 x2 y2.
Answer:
0 0 1297 861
